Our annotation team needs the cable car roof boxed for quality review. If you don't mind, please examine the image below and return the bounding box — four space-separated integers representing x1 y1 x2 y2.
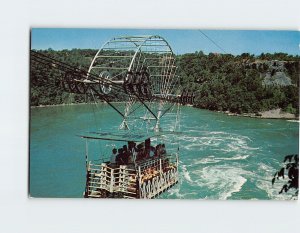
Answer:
77 131 180 142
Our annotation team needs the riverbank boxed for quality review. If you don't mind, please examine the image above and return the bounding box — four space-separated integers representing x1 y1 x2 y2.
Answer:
220 108 298 120
30 102 108 108
30 103 86 108
31 103 299 120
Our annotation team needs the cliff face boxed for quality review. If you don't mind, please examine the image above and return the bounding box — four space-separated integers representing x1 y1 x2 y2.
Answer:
263 71 292 86
246 60 297 87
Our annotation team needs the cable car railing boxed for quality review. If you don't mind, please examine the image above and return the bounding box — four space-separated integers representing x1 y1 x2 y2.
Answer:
85 153 178 198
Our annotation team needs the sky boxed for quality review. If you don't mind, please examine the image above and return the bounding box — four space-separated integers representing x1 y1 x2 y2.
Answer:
31 28 300 56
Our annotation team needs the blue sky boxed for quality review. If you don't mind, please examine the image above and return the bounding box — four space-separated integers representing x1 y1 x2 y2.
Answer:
31 28 300 56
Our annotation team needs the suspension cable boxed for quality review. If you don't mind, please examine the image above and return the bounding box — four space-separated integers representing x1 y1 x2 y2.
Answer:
198 30 227 54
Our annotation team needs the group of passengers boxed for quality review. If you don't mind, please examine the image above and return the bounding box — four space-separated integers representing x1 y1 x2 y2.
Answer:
109 139 167 166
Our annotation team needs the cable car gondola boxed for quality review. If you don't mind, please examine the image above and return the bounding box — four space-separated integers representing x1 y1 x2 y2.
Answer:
30 35 182 199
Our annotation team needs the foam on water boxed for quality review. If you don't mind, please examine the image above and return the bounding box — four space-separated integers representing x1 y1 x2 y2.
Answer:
223 154 250 161
191 165 251 200
182 164 193 183
179 130 259 159
191 154 250 165
174 130 260 199
255 163 298 200
165 185 186 199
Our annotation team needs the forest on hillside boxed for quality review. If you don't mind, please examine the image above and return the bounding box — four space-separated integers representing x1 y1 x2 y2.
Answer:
30 49 299 116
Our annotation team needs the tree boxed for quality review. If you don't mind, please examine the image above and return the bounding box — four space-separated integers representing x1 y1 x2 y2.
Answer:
30 49 300 113
272 154 299 197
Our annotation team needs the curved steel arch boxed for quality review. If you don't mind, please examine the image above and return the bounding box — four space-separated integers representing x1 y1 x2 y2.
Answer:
127 35 174 71
87 35 180 131
88 35 174 76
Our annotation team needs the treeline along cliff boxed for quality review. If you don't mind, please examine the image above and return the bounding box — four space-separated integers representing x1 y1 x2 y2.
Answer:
30 49 299 116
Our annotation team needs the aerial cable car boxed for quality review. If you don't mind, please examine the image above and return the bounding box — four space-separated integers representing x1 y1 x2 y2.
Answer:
30 35 182 199
78 35 182 198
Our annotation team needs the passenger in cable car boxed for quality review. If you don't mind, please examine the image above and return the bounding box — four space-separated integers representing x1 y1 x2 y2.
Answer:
110 148 117 164
144 138 151 159
122 145 130 164
116 148 124 165
128 152 133 164
136 143 145 161
128 141 135 152
161 144 166 155
128 141 137 162
149 145 155 157
154 144 161 157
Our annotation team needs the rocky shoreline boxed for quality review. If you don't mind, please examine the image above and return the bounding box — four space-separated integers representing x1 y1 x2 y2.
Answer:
221 108 298 120
30 102 88 108
31 103 299 121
